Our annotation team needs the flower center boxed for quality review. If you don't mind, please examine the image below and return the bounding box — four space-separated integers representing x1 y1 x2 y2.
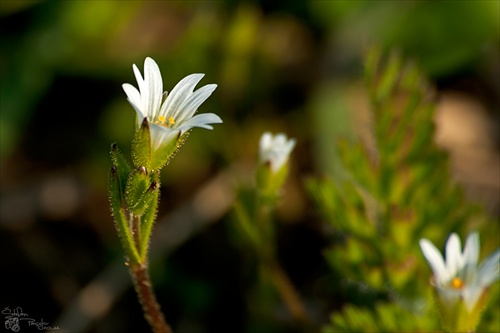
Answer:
450 277 464 289
156 115 175 127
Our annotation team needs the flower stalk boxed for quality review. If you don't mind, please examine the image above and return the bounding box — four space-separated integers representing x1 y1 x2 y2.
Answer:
109 57 221 332
130 263 172 333
233 132 307 323
109 152 168 332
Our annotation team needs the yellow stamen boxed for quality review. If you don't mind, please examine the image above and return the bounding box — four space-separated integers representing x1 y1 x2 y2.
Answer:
154 115 175 127
451 277 464 289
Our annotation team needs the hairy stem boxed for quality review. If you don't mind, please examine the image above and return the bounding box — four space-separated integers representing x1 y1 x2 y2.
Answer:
130 263 172 333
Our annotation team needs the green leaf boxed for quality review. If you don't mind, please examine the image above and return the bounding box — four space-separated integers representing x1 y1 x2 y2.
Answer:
232 199 262 252
108 164 140 265
374 52 403 105
110 143 132 193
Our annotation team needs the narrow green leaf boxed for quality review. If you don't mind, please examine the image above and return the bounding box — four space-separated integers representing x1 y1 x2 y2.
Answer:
375 52 403 105
110 143 132 192
233 200 262 251
109 165 140 264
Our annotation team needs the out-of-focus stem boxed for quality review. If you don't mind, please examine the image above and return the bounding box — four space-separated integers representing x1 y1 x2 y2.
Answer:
130 263 172 333
268 260 308 323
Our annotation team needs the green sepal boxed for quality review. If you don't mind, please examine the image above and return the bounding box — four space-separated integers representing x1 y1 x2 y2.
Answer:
433 286 488 333
150 131 190 171
125 166 151 215
255 163 288 206
110 143 132 194
109 165 140 265
131 117 151 170
132 173 158 217
139 171 160 260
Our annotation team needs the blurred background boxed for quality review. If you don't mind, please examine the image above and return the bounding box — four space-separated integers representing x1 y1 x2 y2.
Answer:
0 1 498 332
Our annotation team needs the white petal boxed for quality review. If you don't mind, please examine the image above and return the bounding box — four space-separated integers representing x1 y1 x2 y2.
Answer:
446 233 463 278
269 151 287 171
420 239 448 284
132 63 144 87
258 133 296 171
177 113 223 133
133 110 148 128
160 74 205 120
284 138 297 155
260 132 273 154
123 83 147 127
274 134 288 146
132 63 148 113
175 84 217 124
463 232 480 268
144 57 163 119
122 83 141 109
478 249 500 287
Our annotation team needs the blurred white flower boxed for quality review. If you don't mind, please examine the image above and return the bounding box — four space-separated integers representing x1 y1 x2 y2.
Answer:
259 132 296 172
419 232 499 312
122 57 222 151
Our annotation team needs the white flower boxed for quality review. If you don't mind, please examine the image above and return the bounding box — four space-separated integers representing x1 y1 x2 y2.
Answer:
122 57 222 151
259 132 296 172
419 232 499 312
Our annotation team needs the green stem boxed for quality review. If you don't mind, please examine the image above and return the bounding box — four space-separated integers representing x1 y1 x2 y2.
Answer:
132 213 141 252
254 192 308 323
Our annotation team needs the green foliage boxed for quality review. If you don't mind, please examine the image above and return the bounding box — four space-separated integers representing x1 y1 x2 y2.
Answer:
307 49 493 332
322 302 438 333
